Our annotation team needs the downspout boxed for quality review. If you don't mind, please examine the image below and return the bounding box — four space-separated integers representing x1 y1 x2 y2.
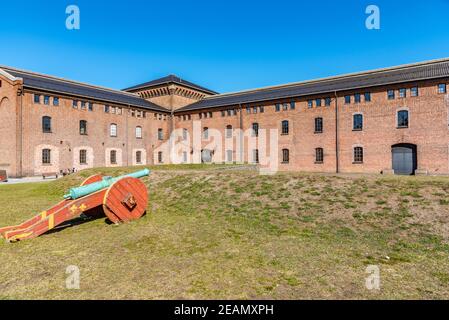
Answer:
18 86 24 177
239 103 243 163
334 91 339 174
126 104 130 166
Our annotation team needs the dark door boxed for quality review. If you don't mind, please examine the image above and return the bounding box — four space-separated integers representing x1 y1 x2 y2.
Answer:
392 144 417 175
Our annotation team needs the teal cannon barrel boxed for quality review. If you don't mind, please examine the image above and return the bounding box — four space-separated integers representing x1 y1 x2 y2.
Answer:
64 169 150 200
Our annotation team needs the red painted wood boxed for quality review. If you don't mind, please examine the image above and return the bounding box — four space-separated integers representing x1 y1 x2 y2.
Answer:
81 174 103 186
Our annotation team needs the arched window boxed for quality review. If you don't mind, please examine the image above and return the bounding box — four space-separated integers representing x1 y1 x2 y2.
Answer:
80 120 87 135
281 120 289 135
226 125 233 138
42 149 51 164
203 127 209 139
136 126 142 139
110 123 117 137
136 151 142 164
314 117 323 133
42 116 52 133
252 123 259 137
110 150 117 164
282 149 289 163
397 110 409 128
354 147 364 163
315 148 324 163
353 114 363 131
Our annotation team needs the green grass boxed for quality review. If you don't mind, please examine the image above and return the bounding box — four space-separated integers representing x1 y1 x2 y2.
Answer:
1 167 449 299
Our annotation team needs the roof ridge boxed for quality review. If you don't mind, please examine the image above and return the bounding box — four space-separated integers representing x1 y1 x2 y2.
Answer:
201 57 449 101
0 65 143 99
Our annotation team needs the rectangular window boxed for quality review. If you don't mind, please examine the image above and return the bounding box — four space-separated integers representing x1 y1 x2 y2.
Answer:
42 149 51 164
325 97 331 106
79 150 87 164
42 116 52 133
252 123 259 137
438 83 447 94
158 151 163 163
226 150 233 163
354 147 364 163
136 151 142 164
44 95 50 105
397 110 409 128
104 105 110 113
344 95 351 104
281 121 289 135
308 100 313 108
182 129 188 140
282 103 289 111
226 126 233 138
73 100 78 108
282 149 289 164
80 120 87 135
411 87 419 97
314 117 323 133
110 124 117 137
136 126 142 139
316 99 322 107
315 148 324 163
387 90 395 100
110 150 117 164
221 110 226 117
259 106 264 113
353 114 363 131
275 104 281 112
182 151 187 163
158 128 163 140
53 97 59 106
290 101 295 110
246 107 251 114
253 106 258 114
252 149 259 164
88 102 93 111
364 92 371 102
203 127 209 139
81 101 86 110
34 94 41 104
399 88 407 98
354 93 361 104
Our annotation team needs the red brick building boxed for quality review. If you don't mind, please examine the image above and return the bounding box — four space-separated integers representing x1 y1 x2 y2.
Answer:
1 58 449 177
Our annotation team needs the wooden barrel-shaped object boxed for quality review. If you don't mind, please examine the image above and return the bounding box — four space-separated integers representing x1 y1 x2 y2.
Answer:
102 177 148 224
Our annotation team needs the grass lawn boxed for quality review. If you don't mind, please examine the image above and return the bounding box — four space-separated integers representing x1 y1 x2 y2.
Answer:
1 164 449 299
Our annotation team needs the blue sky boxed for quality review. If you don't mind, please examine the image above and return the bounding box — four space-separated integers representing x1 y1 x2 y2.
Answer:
0 0 448 93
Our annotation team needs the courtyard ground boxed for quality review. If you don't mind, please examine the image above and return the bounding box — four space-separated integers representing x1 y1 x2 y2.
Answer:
0 164 449 299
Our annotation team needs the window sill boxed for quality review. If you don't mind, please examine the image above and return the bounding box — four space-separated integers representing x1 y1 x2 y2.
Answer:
43 131 52 134
352 129 363 132
42 163 52 166
315 161 324 164
396 126 409 129
80 133 88 136
80 163 88 165
352 161 364 165
314 131 323 134
280 133 289 136
281 161 289 164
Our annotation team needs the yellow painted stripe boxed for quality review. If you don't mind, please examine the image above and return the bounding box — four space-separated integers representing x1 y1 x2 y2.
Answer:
48 214 55 230
41 211 47 220
10 232 33 241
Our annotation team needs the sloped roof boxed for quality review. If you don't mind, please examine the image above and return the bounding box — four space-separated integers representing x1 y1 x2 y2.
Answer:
177 58 449 112
0 66 169 113
123 74 218 95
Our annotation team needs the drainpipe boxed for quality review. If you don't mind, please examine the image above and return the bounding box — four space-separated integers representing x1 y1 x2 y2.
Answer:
334 91 339 174
239 103 243 163
18 86 24 177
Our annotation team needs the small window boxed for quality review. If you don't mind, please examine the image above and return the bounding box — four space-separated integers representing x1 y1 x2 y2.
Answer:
316 99 322 107
110 123 117 137
203 127 209 139
88 102 93 111
226 125 233 138
226 150 233 162
44 95 50 105
53 97 59 106
80 120 87 135
364 92 371 102
314 117 323 133
354 93 361 104
158 151 163 163
73 100 78 108
221 110 226 117
325 97 331 106
282 149 289 163
42 116 52 133
42 149 51 164
79 150 87 164
158 128 163 140
281 120 289 135
290 101 296 110
136 126 142 139
226 109 232 116
253 106 258 114
104 105 110 113
399 88 407 98
308 100 313 108
275 104 281 112
387 90 395 100
34 94 41 104
136 151 142 164
315 148 324 163
259 106 265 113
252 149 259 164
110 150 117 164
182 129 188 140
354 147 364 163
282 103 289 111
182 151 187 163
81 101 86 110
438 83 447 94
411 87 419 97
344 95 351 104
246 107 251 114
397 110 409 128
252 123 259 137
353 114 363 131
